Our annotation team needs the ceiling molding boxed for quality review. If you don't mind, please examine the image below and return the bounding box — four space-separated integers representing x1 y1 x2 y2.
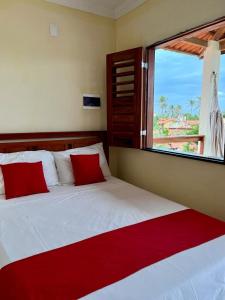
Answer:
46 0 146 19
47 0 115 18
114 0 146 18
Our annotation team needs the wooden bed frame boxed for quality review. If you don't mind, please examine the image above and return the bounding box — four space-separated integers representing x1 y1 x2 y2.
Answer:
0 131 109 161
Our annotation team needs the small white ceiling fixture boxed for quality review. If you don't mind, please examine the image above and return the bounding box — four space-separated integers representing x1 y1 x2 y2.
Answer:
46 0 146 19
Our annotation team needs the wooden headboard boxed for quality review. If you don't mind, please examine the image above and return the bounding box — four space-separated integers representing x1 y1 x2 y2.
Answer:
0 131 108 161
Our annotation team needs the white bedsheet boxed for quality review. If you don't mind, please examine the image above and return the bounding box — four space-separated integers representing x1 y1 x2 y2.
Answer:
0 177 224 300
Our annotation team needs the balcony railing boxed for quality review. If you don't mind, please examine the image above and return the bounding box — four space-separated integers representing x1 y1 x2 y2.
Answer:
153 135 205 155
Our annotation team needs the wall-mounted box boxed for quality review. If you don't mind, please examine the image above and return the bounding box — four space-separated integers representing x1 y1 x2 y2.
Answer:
49 23 59 37
83 94 101 109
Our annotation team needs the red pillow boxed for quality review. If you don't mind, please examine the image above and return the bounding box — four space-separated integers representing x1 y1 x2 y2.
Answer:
70 154 105 186
1 162 49 199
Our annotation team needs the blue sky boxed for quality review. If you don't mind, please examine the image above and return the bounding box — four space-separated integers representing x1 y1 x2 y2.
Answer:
154 49 225 114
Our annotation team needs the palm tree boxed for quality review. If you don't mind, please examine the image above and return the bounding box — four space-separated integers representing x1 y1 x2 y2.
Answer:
169 104 176 118
159 96 168 116
174 105 182 118
195 96 201 115
187 99 196 115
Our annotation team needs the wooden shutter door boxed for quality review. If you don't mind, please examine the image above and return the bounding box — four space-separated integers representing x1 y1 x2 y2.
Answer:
107 47 146 148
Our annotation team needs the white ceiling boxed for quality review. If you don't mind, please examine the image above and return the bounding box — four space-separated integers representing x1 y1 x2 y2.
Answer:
47 0 146 19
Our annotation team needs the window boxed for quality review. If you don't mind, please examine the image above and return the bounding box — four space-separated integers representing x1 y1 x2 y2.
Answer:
146 19 225 162
106 17 225 164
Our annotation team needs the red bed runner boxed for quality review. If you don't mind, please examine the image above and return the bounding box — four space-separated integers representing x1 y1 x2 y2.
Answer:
0 209 224 300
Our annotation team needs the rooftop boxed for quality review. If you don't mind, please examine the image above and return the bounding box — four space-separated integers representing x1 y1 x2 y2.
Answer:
159 23 225 57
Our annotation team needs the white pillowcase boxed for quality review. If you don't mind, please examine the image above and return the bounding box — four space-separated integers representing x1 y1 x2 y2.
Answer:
0 150 59 195
53 143 111 185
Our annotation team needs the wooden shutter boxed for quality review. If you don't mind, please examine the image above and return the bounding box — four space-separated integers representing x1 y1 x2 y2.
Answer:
107 47 146 148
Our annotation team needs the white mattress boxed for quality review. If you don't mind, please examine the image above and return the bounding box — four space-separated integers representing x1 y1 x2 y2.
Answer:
0 177 224 300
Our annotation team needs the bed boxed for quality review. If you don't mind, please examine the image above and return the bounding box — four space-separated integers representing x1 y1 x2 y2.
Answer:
0 131 224 300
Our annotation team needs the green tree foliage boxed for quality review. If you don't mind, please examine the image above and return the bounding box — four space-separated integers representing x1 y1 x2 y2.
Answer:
187 99 196 115
182 142 195 153
154 95 202 155
159 96 168 116
186 97 201 115
162 128 169 136
183 113 199 120
175 105 182 117
186 125 199 135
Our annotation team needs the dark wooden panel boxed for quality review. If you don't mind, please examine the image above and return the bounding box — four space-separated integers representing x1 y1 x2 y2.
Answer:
113 90 135 95
112 115 135 123
111 134 135 148
112 71 135 78
0 131 106 140
0 131 109 161
112 124 135 132
113 61 135 68
107 47 146 149
113 80 135 86
112 105 134 115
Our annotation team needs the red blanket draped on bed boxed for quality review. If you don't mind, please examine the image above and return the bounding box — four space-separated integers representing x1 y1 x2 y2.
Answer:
0 209 224 300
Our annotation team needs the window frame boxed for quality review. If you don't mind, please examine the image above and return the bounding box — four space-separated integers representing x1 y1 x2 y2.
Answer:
144 16 225 165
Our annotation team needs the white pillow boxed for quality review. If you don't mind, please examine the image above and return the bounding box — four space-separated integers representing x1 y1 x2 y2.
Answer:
0 150 59 195
53 143 111 185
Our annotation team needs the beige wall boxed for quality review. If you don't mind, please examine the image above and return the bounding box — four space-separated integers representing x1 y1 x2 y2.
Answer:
116 0 225 50
110 147 225 221
111 0 225 221
0 0 115 132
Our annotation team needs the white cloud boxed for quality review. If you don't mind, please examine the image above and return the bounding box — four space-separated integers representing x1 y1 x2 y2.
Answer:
218 91 225 97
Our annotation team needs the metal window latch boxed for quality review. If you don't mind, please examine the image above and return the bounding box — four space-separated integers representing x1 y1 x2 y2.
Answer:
140 130 147 136
141 62 148 69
